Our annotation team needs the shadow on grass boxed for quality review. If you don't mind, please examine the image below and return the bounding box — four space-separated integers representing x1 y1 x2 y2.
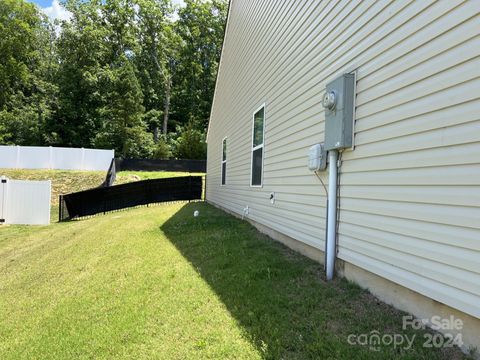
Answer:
161 202 467 360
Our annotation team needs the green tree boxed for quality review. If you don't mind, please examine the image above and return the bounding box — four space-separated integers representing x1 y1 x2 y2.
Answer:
137 0 180 136
50 0 108 147
0 0 57 145
152 136 172 159
172 0 227 129
53 0 157 155
95 56 153 158
0 0 227 160
0 0 38 108
173 120 207 160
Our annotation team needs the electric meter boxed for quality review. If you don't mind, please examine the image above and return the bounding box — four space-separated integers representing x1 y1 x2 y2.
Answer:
323 73 355 150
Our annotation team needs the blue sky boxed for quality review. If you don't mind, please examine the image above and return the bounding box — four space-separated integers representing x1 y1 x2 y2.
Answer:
29 0 51 6
29 0 185 22
28 0 72 22
29 0 185 5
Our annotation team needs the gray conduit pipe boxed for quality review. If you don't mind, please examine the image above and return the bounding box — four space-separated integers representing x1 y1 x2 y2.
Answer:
326 150 338 281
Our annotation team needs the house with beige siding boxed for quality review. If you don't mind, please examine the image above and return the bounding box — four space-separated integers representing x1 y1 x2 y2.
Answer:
206 0 480 352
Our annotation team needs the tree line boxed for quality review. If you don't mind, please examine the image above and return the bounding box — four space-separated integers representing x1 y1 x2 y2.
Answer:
0 0 227 159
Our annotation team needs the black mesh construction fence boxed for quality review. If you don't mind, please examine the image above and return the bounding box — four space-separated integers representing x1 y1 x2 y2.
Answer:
59 176 203 221
101 158 116 187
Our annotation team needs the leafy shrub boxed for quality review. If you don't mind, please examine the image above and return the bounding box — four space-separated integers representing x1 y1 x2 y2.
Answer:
123 126 156 158
173 122 207 160
153 137 172 159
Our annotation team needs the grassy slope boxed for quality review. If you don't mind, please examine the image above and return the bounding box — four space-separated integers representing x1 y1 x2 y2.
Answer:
0 169 203 221
0 203 467 359
0 169 203 205
0 169 106 206
114 170 204 184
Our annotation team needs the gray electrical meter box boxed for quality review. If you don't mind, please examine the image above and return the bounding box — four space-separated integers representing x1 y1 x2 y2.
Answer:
323 73 355 151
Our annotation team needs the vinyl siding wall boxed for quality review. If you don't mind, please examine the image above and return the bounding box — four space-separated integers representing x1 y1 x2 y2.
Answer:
206 0 480 319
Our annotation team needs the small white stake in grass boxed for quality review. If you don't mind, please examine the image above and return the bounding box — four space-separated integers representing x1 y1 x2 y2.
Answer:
193 210 199 217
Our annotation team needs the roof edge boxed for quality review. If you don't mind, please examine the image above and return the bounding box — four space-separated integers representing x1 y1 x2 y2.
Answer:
206 0 232 143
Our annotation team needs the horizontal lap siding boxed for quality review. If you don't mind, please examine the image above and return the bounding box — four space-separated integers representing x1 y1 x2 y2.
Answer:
207 0 480 318
207 0 329 250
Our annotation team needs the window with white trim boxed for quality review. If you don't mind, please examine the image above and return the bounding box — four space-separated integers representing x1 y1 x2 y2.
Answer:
221 137 227 185
251 106 265 186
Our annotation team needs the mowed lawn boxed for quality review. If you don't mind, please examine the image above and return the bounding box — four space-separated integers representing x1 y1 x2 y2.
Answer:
0 203 467 359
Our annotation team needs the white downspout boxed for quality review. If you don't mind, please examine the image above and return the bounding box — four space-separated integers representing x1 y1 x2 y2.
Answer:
326 150 338 281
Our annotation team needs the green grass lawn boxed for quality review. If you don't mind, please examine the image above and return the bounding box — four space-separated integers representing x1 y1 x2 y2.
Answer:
0 203 467 359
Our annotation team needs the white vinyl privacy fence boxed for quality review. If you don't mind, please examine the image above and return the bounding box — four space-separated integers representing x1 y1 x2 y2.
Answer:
0 145 114 171
0 177 51 225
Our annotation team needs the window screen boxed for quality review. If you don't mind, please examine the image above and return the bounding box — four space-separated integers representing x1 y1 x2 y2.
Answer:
253 107 264 147
251 147 263 186
221 138 227 185
251 106 265 186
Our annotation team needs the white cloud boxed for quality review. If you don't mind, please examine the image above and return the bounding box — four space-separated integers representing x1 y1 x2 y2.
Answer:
168 0 185 22
41 0 72 23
